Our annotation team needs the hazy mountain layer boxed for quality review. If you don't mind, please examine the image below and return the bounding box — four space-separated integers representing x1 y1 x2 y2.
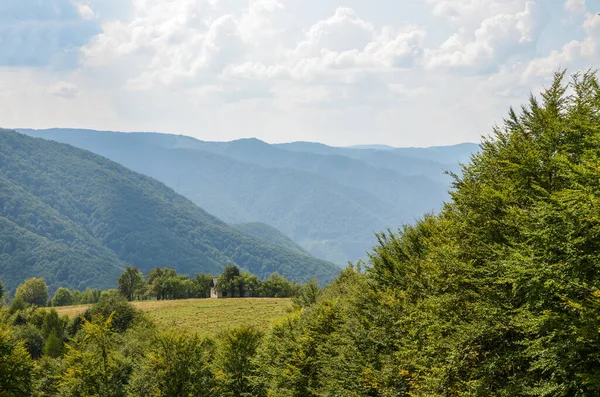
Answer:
18 128 479 265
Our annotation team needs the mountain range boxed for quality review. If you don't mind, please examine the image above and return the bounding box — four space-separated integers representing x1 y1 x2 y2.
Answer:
17 128 479 265
0 130 340 292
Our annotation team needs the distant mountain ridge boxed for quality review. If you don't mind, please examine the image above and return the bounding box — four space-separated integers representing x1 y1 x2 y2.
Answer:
0 130 340 292
17 128 480 265
346 144 397 150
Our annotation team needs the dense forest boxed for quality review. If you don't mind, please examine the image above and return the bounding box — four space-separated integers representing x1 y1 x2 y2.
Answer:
2 70 599 396
19 128 476 265
0 131 339 292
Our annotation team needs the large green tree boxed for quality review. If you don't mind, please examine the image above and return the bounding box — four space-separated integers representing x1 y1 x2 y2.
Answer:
127 331 215 397
215 326 265 397
117 267 144 302
0 325 34 396
51 287 73 307
15 278 49 307
57 314 129 397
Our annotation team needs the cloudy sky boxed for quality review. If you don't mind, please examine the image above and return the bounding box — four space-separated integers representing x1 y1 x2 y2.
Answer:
1 0 598 147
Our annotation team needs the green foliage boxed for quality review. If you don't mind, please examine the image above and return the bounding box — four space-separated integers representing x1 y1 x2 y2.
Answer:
0 325 34 396
117 267 144 302
147 267 177 300
57 314 129 397
15 278 48 307
258 273 300 298
257 70 600 396
214 326 265 397
292 279 321 308
13 325 45 360
41 310 65 339
0 280 4 304
194 273 214 298
216 266 298 298
51 287 73 307
43 333 63 358
218 266 241 296
32 356 62 397
82 294 139 334
9 296 27 314
78 288 102 304
127 331 215 397
5 70 600 397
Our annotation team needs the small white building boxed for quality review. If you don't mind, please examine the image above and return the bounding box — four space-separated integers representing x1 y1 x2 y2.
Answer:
209 277 254 298
210 277 223 299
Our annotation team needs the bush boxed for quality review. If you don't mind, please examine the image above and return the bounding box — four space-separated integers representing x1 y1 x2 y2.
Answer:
51 288 73 307
13 324 45 359
82 294 139 333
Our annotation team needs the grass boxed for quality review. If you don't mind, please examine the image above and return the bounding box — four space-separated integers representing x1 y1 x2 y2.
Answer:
54 298 293 336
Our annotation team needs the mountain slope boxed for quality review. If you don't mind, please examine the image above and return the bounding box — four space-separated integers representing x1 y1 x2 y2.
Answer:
232 223 308 255
0 130 339 291
18 129 406 264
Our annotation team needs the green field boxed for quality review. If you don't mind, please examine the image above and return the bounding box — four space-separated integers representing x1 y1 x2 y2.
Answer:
55 298 293 336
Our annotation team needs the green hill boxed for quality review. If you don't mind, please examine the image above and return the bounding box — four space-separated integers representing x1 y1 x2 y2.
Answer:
0 130 339 292
18 129 474 265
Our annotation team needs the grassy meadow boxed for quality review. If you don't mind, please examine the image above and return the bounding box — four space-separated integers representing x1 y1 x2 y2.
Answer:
55 298 293 336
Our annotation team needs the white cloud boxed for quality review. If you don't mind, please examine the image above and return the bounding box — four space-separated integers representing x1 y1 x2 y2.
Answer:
1 0 599 147
47 81 80 98
74 3 95 20
524 12 599 79
429 0 531 28
389 83 427 99
564 0 586 14
425 1 541 73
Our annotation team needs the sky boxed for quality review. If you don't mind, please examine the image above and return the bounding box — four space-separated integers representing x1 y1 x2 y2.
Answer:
0 0 598 147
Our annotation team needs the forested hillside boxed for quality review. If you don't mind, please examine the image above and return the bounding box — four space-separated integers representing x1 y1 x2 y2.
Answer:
0 131 339 292
254 71 600 395
19 129 476 264
232 223 309 255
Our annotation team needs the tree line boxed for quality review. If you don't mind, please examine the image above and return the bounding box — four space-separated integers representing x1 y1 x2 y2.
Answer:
1 265 303 310
118 265 302 301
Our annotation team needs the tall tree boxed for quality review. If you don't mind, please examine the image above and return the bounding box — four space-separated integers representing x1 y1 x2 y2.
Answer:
57 314 128 396
127 331 215 396
215 326 265 397
147 267 177 300
117 267 144 302
0 325 34 396
218 266 241 296
15 278 48 307
51 288 73 307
